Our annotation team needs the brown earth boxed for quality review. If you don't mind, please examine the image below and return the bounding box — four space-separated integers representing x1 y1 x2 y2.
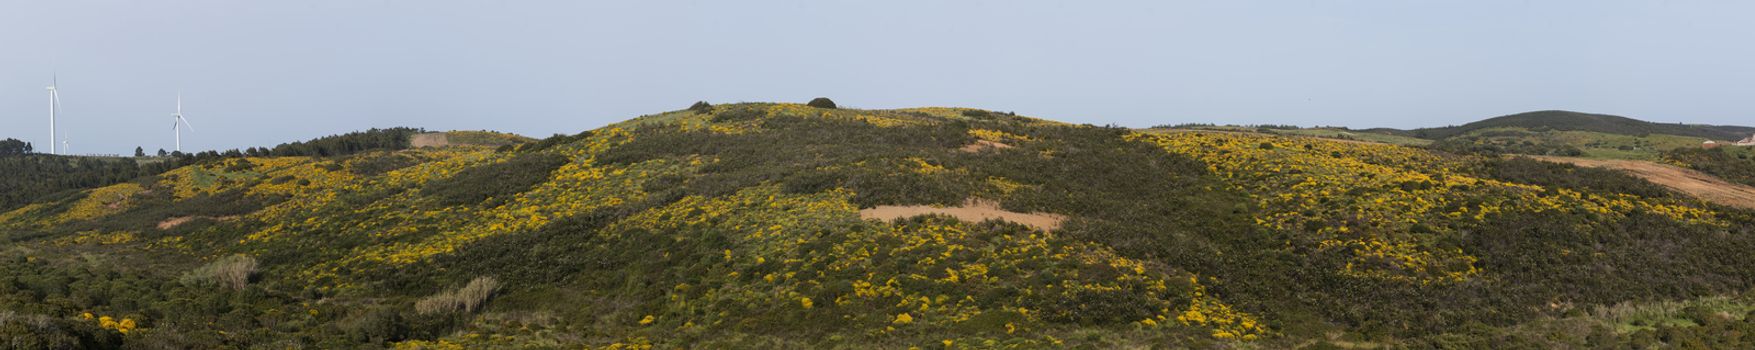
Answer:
958 140 1014 153
411 133 451 148
1526 156 1755 209
859 199 1066 231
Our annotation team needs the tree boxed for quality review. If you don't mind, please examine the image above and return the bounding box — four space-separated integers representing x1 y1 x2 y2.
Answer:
0 138 28 156
806 97 837 109
135 147 146 157
689 101 713 114
158 149 168 157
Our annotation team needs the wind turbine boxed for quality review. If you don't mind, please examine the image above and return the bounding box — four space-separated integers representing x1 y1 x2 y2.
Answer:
46 74 60 155
172 93 194 152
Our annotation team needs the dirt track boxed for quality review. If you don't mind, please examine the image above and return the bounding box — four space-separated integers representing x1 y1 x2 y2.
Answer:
1527 156 1755 209
860 199 1066 231
411 133 451 148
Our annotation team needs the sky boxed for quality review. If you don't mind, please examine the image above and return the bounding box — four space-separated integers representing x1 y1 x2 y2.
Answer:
2 1 1753 155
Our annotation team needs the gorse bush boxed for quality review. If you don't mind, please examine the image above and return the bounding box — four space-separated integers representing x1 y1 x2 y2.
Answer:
179 254 257 290
420 153 568 206
415 277 500 315
2 102 1753 348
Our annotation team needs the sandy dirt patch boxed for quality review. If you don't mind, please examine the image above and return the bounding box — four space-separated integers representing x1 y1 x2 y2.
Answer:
958 140 1014 153
1527 156 1755 209
157 216 237 230
859 199 1066 231
411 133 451 148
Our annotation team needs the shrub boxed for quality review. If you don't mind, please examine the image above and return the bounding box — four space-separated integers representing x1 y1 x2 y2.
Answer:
806 97 837 109
688 101 713 114
179 254 258 290
421 153 568 206
415 277 501 315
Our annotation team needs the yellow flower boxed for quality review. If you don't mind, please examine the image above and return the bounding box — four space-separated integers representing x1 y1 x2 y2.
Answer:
639 315 655 325
893 313 914 324
800 297 814 309
80 312 93 320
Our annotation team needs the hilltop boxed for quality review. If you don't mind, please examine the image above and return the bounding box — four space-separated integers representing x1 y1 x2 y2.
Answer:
3 103 1755 348
1411 110 1755 141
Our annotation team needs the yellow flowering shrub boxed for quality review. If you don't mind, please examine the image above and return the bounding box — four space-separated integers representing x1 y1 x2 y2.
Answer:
1128 131 1722 283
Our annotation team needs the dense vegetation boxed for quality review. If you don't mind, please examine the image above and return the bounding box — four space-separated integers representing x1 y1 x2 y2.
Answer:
1411 110 1755 140
0 138 34 155
1665 147 1755 187
259 127 423 157
0 127 446 215
0 156 178 213
2 103 1754 348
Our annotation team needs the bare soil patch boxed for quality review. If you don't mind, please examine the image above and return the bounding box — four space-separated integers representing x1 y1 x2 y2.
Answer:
958 140 1014 153
411 133 451 148
157 216 237 230
859 199 1066 231
1527 156 1755 209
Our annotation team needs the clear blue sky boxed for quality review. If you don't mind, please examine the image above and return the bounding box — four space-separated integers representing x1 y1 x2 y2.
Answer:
3 1 1753 154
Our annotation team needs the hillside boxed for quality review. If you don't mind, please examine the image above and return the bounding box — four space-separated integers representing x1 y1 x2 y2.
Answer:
4 103 1755 348
1412 110 1755 141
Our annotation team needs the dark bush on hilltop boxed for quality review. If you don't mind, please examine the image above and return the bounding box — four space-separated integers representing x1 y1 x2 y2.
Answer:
0 138 32 155
688 101 713 113
806 97 837 109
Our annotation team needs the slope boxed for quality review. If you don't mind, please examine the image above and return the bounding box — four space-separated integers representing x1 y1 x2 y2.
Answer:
1525 155 1755 210
1413 110 1755 141
1 103 1753 349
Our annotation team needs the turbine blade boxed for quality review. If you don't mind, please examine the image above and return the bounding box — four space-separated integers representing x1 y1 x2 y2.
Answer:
179 116 194 132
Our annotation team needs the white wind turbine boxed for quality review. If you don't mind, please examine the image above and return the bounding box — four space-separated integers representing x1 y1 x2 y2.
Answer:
45 74 61 155
172 93 194 152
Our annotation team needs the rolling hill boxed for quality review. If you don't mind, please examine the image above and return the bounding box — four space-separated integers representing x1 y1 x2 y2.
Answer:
1411 110 1755 141
3 103 1755 348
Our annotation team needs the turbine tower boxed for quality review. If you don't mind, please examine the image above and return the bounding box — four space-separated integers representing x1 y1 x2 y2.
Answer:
46 75 60 155
172 93 194 152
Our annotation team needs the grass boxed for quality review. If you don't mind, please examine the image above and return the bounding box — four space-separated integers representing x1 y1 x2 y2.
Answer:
1269 128 1434 146
416 276 502 315
178 254 258 290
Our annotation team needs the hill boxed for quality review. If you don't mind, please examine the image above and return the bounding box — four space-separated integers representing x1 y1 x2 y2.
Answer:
3 103 1755 348
1412 110 1755 141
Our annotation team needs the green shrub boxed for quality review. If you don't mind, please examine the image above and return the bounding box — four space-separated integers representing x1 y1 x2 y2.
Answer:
806 97 837 109
689 101 713 114
421 153 567 206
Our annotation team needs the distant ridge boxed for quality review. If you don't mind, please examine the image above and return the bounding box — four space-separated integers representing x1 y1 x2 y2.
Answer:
1412 110 1755 140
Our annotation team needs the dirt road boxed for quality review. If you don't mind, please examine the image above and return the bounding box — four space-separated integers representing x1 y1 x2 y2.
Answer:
860 199 1066 231
1527 156 1755 209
